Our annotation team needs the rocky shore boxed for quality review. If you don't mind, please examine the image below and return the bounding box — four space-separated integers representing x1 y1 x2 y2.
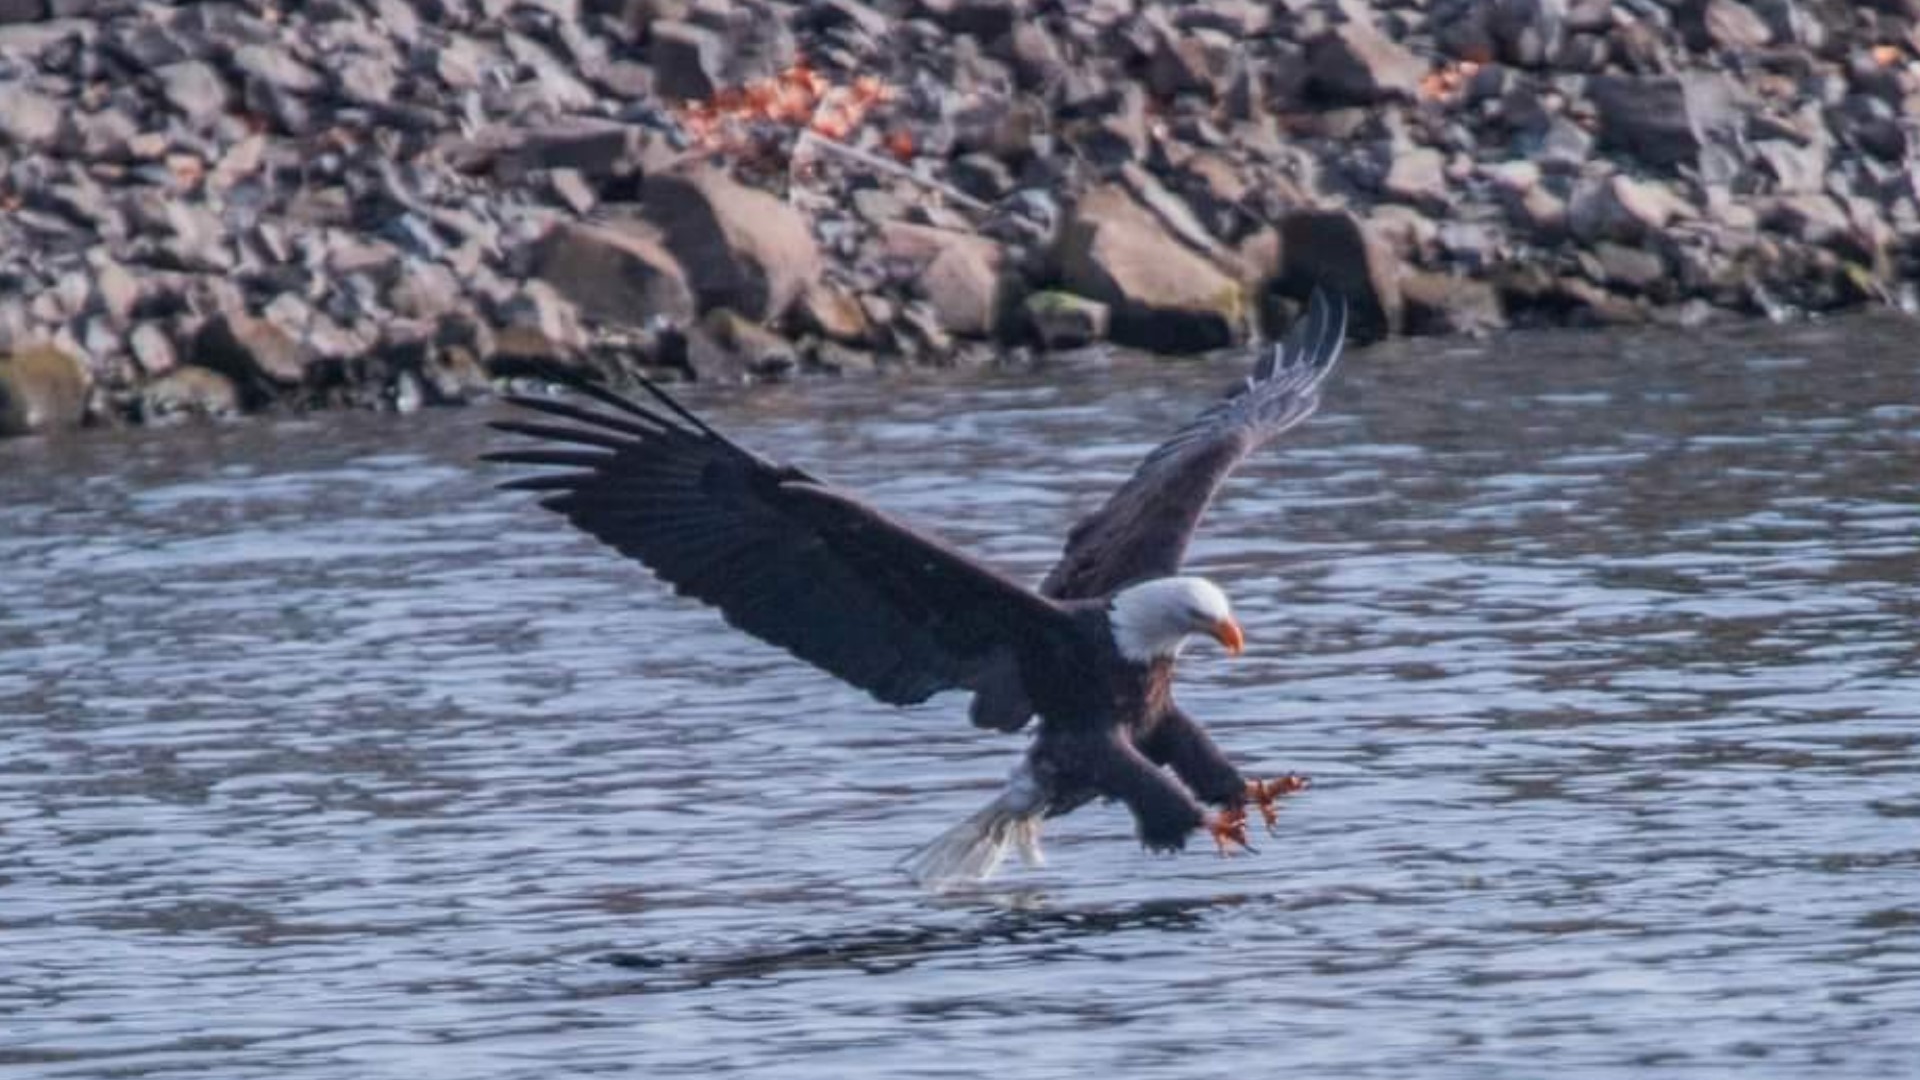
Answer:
3 0 1918 437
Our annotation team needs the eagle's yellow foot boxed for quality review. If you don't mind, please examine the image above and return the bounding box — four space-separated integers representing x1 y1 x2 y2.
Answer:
1246 774 1311 834
1205 807 1256 856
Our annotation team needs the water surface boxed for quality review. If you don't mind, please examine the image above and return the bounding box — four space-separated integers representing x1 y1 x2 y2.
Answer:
3 316 1918 1078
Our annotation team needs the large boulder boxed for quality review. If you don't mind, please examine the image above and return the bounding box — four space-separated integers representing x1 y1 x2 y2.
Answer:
1589 74 1741 171
1053 185 1244 352
193 311 314 406
0 346 89 437
1270 210 1404 341
879 222 1011 338
531 220 697 329
644 165 821 322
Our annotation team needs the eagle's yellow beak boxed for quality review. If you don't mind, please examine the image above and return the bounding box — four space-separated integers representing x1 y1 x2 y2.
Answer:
1211 618 1245 656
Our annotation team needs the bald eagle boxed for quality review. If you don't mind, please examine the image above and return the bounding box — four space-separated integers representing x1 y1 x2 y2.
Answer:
486 290 1348 886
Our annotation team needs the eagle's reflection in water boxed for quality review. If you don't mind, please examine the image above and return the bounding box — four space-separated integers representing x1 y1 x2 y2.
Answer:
599 893 1243 991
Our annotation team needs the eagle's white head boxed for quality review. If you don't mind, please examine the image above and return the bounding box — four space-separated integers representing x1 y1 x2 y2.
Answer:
1108 576 1244 663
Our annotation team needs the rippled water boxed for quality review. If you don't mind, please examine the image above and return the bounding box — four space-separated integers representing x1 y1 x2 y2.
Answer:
4 316 1919 1079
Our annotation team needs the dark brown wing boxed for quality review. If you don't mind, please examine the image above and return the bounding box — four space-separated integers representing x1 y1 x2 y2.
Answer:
969 288 1348 730
485 374 1074 707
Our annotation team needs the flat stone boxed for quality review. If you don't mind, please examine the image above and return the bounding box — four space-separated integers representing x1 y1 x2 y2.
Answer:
1383 147 1450 210
1054 184 1244 352
531 219 697 328
644 164 822 322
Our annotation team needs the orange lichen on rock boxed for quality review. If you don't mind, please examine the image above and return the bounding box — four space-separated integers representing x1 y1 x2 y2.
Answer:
676 61 895 155
1419 60 1481 103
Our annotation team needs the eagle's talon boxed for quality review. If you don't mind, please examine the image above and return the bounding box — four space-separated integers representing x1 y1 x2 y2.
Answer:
1246 774 1311 834
1205 808 1255 856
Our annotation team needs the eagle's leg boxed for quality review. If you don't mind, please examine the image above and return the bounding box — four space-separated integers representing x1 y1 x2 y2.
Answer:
1245 774 1312 834
1138 707 1248 809
1074 732 1234 854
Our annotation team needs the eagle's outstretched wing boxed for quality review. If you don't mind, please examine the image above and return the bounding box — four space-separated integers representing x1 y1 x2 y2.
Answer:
970 288 1349 731
486 374 1072 707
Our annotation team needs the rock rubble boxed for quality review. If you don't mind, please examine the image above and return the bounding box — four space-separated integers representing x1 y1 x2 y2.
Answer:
1 0 1917 436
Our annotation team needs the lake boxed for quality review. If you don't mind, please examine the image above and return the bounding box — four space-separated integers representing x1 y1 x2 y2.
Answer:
3 315 1917 1078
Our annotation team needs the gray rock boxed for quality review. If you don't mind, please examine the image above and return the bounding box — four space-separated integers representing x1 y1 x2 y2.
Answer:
1537 116 1594 169
644 164 822 322
0 85 67 150
1568 175 1692 243
1384 147 1451 211
1307 22 1425 104
531 220 697 328
91 259 141 327
1592 242 1667 291
547 169 597 215
0 345 89 437
128 321 177 375
157 60 229 124
389 259 465 321
232 43 323 95
1054 184 1244 352
1762 194 1853 249
1400 272 1505 336
195 311 314 399
917 238 1008 338
1590 74 1741 170
1699 0 1771 50
1754 139 1826 194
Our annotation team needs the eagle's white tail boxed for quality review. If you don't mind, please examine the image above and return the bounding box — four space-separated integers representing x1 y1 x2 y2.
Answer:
901 761 1047 890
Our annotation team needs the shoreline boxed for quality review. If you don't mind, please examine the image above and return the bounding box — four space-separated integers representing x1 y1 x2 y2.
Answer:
3 0 1918 438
